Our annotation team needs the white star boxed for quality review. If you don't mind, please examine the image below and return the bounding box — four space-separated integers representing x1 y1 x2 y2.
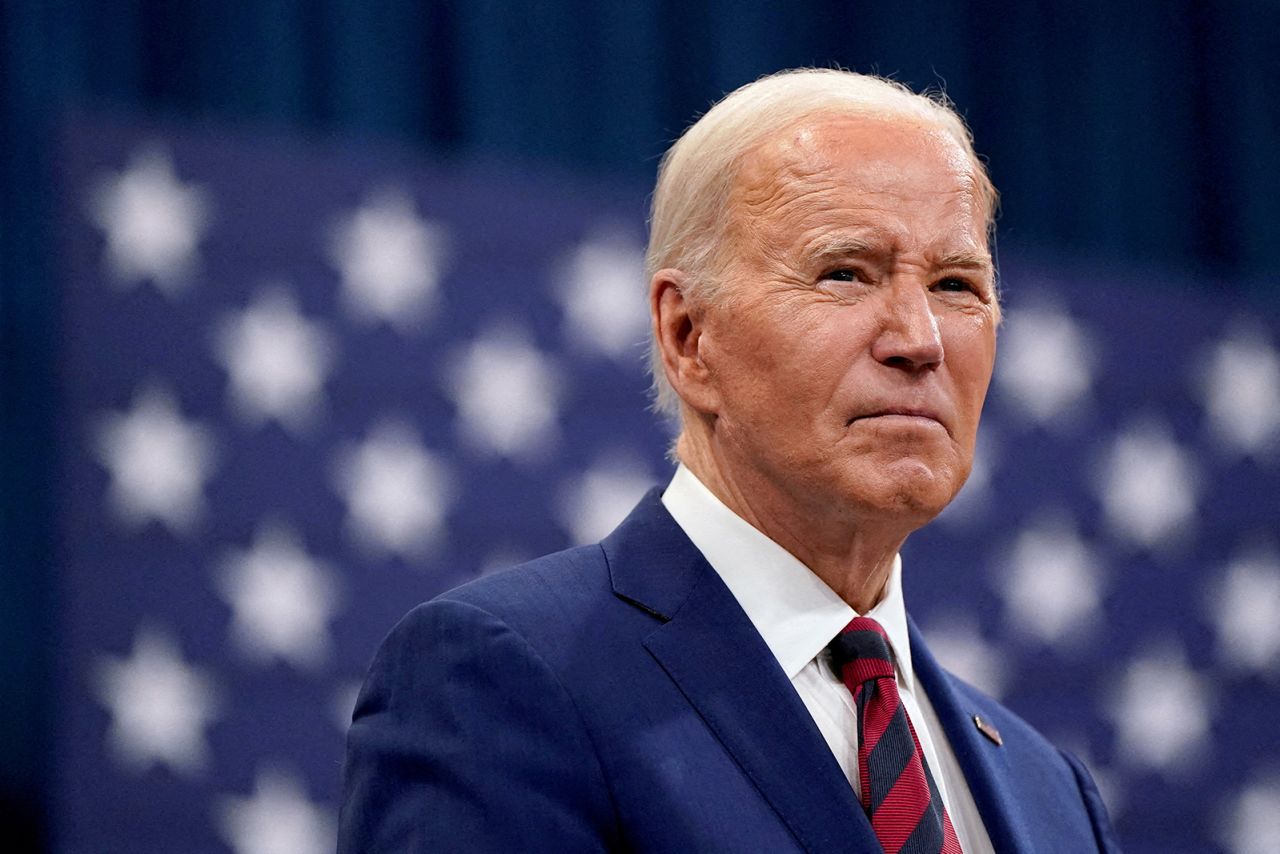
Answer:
556 452 655 544
328 188 447 332
216 523 341 670
1107 646 1213 772
332 419 450 558
554 227 650 362
94 385 217 534
445 324 563 461
1197 326 1280 458
1209 547 1280 673
1096 420 1199 550
1220 775 1280 854
995 303 1095 425
921 615 1009 699
216 767 335 854
998 516 1103 649
87 146 212 295
93 627 219 775
213 287 336 432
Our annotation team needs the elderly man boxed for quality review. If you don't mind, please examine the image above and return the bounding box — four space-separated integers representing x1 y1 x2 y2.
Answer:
340 69 1119 853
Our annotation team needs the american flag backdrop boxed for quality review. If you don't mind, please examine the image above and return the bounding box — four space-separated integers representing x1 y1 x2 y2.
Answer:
52 116 1280 854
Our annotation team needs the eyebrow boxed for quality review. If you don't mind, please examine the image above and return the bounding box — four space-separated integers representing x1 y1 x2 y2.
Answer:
807 237 993 273
935 251 995 273
807 236 879 262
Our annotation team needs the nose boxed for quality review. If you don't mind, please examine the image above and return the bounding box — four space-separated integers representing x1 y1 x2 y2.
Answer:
870 284 944 371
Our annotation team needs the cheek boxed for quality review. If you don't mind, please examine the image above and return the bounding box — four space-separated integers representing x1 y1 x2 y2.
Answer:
700 317 784 424
943 325 997 438
946 320 996 389
709 305 805 386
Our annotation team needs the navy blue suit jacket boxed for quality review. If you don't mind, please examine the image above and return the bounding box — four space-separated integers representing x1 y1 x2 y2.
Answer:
340 491 1119 852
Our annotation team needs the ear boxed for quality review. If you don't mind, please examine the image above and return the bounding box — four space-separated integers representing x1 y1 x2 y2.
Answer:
649 269 720 415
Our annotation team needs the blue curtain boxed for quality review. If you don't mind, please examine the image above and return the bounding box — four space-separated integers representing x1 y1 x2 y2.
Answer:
3 0 1278 845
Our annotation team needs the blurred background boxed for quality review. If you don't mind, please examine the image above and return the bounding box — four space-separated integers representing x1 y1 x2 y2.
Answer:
3 2 1279 852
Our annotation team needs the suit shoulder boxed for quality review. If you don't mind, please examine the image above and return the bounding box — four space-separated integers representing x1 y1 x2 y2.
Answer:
436 542 611 619
376 543 618 664
362 543 615 709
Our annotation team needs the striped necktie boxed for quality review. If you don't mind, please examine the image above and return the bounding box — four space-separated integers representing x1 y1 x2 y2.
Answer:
829 616 963 854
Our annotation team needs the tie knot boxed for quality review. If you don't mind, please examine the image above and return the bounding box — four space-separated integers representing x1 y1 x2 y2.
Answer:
828 616 895 683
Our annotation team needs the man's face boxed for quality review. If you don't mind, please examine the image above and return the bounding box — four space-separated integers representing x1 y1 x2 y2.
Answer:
694 114 999 528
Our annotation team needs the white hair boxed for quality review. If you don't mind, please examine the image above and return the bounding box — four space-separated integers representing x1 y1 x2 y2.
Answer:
646 68 998 416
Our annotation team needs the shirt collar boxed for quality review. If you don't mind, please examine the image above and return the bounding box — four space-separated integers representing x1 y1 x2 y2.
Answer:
661 463 915 691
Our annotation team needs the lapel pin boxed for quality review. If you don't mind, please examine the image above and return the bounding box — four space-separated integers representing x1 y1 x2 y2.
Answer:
973 714 1003 746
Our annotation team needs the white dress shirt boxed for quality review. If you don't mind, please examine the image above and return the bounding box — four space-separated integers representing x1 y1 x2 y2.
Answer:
662 464 994 853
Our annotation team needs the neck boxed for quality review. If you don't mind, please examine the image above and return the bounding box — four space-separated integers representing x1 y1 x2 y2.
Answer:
676 429 914 615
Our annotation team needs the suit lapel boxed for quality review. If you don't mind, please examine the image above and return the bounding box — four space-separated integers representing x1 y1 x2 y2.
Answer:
908 618 1032 854
603 493 876 853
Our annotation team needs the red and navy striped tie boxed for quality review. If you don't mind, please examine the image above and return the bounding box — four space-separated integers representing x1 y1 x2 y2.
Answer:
829 617 963 854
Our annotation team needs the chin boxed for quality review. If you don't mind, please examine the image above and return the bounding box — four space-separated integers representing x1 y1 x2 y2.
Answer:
853 458 965 519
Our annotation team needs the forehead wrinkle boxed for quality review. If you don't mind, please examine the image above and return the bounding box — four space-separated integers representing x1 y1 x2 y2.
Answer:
724 117 990 272
734 152 837 223
943 173 991 232
781 175 987 260
727 166 841 267
728 117 861 225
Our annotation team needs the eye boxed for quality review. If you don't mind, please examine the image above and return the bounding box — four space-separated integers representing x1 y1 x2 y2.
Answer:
933 276 976 294
821 268 861 283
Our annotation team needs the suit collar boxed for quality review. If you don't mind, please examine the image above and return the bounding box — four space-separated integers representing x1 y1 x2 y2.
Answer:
908 616 1032 854
602 492 878 852
660 464 916 689
600 489 700 622
605 495 1038 853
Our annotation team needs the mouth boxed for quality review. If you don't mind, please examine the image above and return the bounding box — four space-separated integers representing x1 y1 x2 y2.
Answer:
850 408 949 434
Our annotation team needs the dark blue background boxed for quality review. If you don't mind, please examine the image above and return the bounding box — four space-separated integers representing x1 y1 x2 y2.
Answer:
4 2 1279 849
